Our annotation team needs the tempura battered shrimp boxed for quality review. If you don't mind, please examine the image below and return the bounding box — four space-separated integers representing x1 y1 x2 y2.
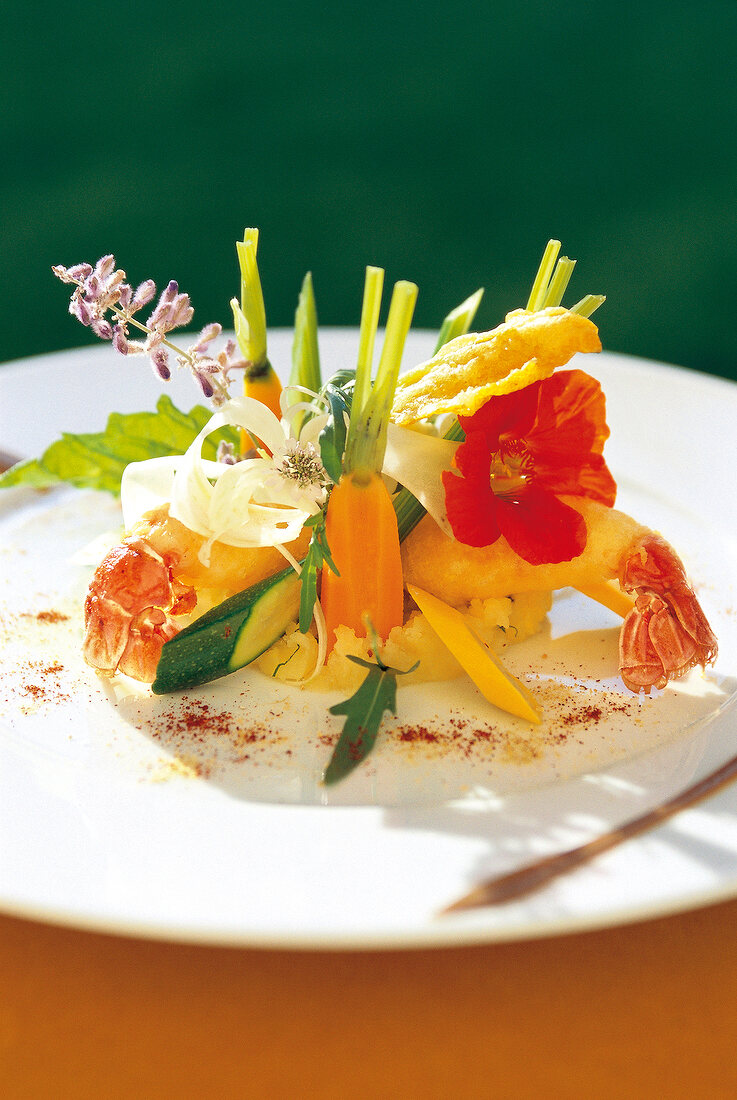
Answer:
83 505 310 683
401 497 717 694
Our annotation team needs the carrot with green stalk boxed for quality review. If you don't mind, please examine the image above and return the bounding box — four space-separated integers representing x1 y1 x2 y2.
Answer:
320 267 418 650
230 229 283 450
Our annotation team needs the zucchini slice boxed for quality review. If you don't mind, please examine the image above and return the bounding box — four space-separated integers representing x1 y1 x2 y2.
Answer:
152 564 301 694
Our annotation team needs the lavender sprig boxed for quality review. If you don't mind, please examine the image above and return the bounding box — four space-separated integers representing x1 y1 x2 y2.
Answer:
52 256 246 406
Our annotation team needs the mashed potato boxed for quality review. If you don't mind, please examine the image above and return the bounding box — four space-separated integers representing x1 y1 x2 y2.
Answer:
256 590 551 694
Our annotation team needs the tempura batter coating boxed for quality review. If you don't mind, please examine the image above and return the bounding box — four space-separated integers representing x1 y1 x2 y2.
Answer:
391 307 601 425
402 497 717 693
402 497 642 606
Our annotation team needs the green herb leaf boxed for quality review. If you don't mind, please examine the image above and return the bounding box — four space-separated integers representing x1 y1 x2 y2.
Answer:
0 395 237 495
323 647 418 785
299 512 338 632
323 660 399 785
317 383 351 484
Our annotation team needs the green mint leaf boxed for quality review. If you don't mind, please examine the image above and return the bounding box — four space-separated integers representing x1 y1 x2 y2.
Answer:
0 395 237 495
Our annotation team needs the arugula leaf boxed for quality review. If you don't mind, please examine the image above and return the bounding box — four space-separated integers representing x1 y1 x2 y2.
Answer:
0 395 238 495
323 650 419 785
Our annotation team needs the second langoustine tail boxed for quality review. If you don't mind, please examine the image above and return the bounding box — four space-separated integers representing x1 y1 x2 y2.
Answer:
617 533 718 693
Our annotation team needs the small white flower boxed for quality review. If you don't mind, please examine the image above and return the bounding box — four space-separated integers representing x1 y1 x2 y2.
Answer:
122 396 331 563
268 439 330 508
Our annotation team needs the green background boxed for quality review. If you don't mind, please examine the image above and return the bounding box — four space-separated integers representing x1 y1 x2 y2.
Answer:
3 1 736 380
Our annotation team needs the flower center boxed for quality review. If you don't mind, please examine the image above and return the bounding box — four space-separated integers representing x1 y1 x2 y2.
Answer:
275 439 329 491
489 439 532 502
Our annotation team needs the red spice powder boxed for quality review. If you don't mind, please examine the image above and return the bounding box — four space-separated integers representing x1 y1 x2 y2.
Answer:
146 696 277 776
17 661 70 705
397 726 440 745
562 704 604 727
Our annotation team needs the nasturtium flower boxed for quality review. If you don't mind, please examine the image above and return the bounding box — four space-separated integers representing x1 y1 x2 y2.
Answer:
442 369 617 564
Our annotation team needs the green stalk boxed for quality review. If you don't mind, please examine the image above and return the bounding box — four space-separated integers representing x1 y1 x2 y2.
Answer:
526 239 561 311
433 287 484 353
290 271 321 396
352 266 384 421
542 257 576 307
569 293 607 318
230 228 268 368
344 275 418 479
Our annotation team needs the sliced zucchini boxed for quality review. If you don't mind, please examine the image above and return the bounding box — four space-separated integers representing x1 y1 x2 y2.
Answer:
152 565 301 694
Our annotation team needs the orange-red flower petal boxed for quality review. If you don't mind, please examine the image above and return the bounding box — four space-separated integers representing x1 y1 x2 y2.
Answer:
442 369 616 563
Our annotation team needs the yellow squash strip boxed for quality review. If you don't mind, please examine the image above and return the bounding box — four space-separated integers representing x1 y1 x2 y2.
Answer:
407 584 541 724
575 582 635 619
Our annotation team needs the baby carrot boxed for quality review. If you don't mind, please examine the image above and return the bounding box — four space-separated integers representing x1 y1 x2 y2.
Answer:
320 269 417 649
322 469 404 647
228 228 283 449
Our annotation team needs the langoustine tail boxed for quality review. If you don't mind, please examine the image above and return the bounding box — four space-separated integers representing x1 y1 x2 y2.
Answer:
83 537 196 683
617 533 717 693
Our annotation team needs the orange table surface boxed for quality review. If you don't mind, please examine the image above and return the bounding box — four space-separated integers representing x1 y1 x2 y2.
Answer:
2 898 737 1099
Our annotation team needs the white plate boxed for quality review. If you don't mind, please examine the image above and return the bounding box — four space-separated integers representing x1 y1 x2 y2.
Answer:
1 332 736 948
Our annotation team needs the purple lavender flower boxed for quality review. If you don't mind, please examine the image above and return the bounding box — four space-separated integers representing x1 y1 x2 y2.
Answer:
148 281 194 333
189 322 222 355
53 255 236 406
149 346 171 381
131 280 156 310
193 370 215 399
112 322 129 355
216 440 241 465
91 317 114 340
